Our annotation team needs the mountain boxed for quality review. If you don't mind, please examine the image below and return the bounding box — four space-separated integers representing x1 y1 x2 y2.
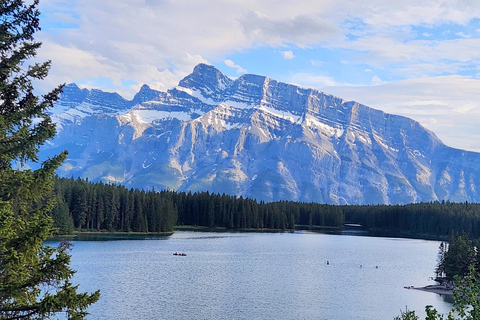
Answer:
40 64 480 204
49 83 162 130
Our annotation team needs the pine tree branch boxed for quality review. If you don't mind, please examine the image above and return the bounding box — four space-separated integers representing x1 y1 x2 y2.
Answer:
0 306 39 320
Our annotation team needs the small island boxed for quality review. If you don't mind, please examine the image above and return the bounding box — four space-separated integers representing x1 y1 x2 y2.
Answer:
412 284 453 296
408 233 474 297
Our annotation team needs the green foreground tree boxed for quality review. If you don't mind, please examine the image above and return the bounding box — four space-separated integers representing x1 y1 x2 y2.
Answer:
0 0 99 319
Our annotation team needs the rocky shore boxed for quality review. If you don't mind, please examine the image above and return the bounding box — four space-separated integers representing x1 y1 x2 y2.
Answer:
410 285 453 295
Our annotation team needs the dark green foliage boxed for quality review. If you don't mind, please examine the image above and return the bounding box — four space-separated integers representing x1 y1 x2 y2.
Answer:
343 201 480 239
0 1 99 318
424 305 448 320
50 194 74 234
53 177 179 233
394 307 419 320
436 233 480 281
436 242 447 279
51 177 349 233
394 305 451 320
443 233 475 280
51 176 480 238
452 265 480 319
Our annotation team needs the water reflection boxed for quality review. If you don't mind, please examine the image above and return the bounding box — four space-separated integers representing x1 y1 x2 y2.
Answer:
49 233 172 242
51 231 453 320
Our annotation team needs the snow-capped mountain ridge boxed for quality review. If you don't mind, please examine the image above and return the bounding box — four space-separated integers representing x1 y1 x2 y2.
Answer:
51 83 162 129
43 64 480 204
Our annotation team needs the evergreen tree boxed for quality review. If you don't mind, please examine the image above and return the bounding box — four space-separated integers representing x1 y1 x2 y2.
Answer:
50 194 74 235
435 241 447 279
71 184 87 229
0 1 99 318
443 233 474 280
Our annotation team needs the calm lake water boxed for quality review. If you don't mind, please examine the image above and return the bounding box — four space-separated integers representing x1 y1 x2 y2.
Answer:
47 231 453 320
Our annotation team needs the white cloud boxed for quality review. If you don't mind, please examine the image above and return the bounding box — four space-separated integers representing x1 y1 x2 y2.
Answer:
36 0 480 95
289 72 348 87
339 0 480 26
311 60 325 67
326 35 480 79
371 76 385 85
239 10 340 47
37 0 342 97
453 103 476 114
36 38 207 98
281 51 295 59
224 59 247 73
37 0 250 96
456 32 471 38
401 100 449 107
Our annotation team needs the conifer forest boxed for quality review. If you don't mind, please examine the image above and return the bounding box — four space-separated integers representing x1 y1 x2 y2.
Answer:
52 177 480 240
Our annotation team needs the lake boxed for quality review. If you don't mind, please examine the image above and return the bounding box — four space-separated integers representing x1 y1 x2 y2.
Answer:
48 231 453 319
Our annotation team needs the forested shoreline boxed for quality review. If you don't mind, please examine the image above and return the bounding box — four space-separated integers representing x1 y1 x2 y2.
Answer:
51 177 344 234
52 177 480 239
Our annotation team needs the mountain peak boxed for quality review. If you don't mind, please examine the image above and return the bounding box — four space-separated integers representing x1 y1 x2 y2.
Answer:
64 83 80 89
59 83 89 103
131 84 162 105
140 84 151 91
179 63 233 93
193 63 219 75
47 66 480 205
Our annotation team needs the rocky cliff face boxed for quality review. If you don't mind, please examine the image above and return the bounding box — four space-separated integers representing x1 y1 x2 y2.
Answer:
42 64 480 204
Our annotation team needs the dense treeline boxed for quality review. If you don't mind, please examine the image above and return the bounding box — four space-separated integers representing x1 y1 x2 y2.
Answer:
52 177 178 234
435 233 480 281
51 177 480 239
51 177 345 234
176 192 343 230
343 201 480 239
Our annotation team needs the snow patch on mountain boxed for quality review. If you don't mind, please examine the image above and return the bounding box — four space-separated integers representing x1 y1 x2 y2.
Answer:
304 114 344 138
175 86 218 106
135 109 193 122
258 105 303 124
224 100 257 109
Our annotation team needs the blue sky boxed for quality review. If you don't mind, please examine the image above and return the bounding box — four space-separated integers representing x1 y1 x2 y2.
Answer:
35 0 480 152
